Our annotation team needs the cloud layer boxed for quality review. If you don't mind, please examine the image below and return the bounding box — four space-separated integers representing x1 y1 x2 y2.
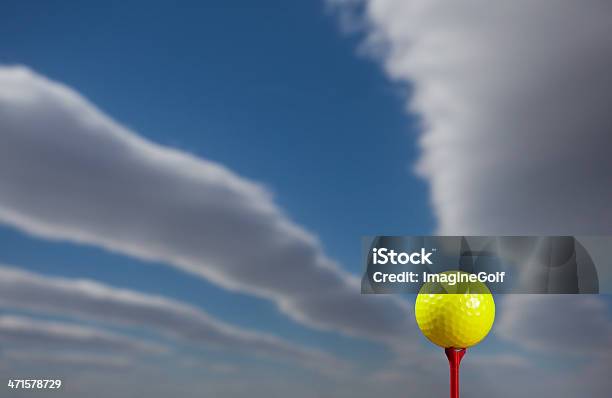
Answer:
329 2 612 396
3 350 132 370
0 66 412 344
0 265 336 365
340 0 612 234
0 315 165 355
497 295 612 355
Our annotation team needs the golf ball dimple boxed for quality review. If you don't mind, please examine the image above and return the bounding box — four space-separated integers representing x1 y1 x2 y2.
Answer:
415 273 495 348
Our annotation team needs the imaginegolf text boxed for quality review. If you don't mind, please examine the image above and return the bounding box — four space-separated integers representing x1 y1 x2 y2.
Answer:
372 271 506 285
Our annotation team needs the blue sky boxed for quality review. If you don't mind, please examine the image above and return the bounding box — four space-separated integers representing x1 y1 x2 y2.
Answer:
0 1 433 257
0 0 431 363
0 1 611 397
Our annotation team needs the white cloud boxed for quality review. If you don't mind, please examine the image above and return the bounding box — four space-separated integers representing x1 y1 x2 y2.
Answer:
0 315 166 354
497 295 612 355
328 2 612 396
334 0 612 235
0 264 337 366
0 65 413 344
2 350 132 370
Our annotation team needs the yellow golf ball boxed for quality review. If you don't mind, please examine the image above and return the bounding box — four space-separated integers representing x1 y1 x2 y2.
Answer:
415 271 495 348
